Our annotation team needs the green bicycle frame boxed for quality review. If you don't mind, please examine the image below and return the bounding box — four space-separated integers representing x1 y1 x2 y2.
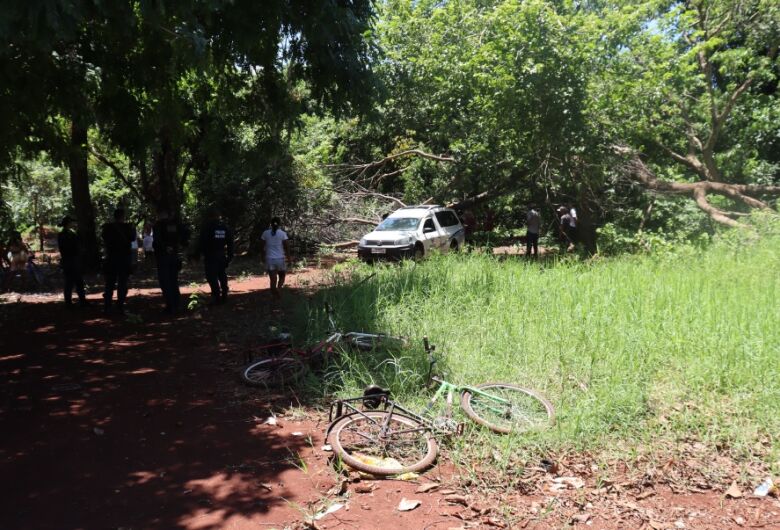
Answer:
425 377 510 418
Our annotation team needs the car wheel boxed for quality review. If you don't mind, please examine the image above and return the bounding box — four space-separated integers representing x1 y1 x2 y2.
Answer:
414 243 425 260
450 240 459 252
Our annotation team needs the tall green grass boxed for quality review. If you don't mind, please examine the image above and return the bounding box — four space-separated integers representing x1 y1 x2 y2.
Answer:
292 218 780 464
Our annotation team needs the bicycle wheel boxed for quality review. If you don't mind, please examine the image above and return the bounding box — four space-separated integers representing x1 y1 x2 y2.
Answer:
460 383 554 434
241 357 305 387
329 411 438 476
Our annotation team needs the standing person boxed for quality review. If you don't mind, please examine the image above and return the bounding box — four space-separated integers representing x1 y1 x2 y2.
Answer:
2 231 31 291
558 206 574 252
57 215 87 306
568 205 578 244
101 208 135 314
199 210 234 304
260 217 289 299
142 230 154 261
525 205 541 258
153 207 190 314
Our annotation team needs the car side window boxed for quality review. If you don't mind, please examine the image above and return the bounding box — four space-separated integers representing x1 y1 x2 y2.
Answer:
435 211 459 227
423 218 436 232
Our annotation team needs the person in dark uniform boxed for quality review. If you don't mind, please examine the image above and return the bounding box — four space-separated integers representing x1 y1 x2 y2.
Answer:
199 210 234 304
153 207 190 314
57 215 87 306
101 208 136 314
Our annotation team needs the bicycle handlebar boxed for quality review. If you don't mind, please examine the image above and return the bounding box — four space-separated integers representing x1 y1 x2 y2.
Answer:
424 336 438 387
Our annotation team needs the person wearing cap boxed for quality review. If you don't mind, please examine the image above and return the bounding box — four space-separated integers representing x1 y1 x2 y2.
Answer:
57 215 87 306
101 208 136 314
199 209 234 304
558 206 574 252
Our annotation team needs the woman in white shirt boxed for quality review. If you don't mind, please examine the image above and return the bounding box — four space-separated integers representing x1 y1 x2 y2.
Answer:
260 217 289 298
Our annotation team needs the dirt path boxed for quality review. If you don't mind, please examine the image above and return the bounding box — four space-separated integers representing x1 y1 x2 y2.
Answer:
2 266 779 529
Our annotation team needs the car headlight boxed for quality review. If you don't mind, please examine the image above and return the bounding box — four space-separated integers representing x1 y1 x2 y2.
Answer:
359 238 367 246
393 237 412 246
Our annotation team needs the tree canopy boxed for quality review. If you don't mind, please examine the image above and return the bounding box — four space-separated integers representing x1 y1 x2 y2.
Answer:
1 0 778 254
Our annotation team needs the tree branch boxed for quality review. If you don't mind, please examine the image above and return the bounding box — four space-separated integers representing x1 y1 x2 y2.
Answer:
88 147 145 203
656 142 706 177
328 148 457 182
704 76 754 153
330 217 380 226
613 145 780 227
179 158 194 197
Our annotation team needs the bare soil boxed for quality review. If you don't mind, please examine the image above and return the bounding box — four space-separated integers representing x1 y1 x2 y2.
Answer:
1 261 779 529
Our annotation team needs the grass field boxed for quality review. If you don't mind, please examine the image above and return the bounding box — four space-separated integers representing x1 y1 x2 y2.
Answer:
291 218 780 470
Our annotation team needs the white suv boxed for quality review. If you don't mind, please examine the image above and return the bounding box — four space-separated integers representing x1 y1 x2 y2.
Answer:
357 205 465 262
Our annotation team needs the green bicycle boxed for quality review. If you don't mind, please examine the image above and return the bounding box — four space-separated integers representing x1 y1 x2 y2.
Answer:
326 337 555 476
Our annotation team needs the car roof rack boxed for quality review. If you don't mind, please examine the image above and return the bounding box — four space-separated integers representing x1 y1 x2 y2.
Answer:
399 204 440 210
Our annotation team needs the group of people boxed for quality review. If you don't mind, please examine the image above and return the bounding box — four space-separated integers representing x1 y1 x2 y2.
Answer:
523 204 578 258
54 208 290 315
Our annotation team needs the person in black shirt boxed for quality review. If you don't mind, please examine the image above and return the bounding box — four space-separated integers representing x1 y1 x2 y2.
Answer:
152 207 190 314
101 208 136 314
57 215 87 306
199 210 234 304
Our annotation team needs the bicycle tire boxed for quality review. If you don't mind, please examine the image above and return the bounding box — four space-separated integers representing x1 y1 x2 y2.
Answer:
460 383 554 434
241 357 305 387
329 411 438 476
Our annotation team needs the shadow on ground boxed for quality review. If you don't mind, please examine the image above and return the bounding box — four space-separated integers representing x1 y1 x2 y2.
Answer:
0 284 332 530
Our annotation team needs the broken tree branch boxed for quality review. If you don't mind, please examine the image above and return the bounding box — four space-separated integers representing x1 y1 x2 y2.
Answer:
88 147 145 203
613 145 780 227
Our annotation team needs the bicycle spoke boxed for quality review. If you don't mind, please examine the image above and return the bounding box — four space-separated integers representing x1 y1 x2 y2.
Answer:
337 415 432 467
463 384 553 433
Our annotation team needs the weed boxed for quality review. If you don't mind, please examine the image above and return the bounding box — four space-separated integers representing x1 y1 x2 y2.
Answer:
286 219 780 464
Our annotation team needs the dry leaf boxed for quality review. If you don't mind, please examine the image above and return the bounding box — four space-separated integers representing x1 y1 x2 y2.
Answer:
571 513 592 523
440 489 458 495
327 479 348 496
313 503 344 520
636 490 656 500
552 476 585 490
649 520 666 529
354 484 375 494
416 483 440 493
725 481 743 499
445 494 469 506
397 498 421 511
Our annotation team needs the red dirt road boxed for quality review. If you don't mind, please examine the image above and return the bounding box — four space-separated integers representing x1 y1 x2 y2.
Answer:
0 272 467 530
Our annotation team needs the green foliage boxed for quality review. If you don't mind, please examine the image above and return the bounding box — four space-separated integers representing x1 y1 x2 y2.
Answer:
3 155 70 235
590 0 780 187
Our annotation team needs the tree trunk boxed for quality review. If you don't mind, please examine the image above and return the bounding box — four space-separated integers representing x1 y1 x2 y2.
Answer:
153 129 182 218
69 119 100 271
576 204 598 255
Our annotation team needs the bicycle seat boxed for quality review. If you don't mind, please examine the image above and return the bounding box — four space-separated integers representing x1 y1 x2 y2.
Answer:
362 385 389 409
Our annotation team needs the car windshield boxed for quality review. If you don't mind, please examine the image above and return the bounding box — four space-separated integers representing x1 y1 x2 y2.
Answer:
375 217 420 231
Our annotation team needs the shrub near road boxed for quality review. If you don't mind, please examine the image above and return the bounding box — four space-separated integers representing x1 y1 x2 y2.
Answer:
309 216 780 469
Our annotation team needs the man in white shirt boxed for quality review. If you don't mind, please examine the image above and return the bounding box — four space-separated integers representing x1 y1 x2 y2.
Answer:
142 231 154 260
260 217 289 298
525 205 540 258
